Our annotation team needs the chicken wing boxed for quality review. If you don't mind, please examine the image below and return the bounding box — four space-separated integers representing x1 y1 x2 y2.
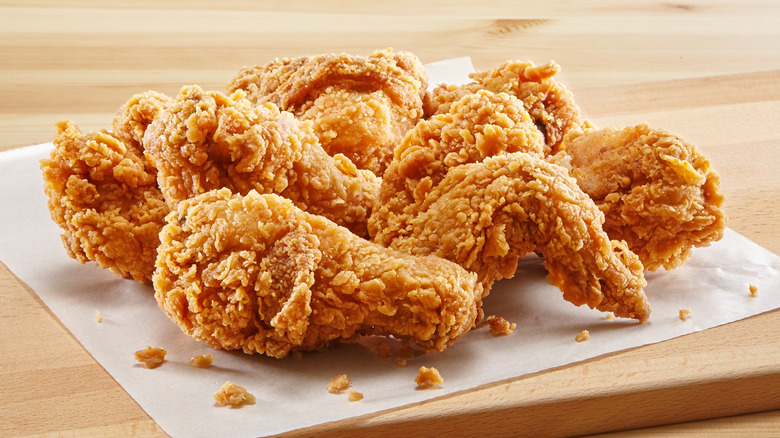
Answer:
153 188 483 358
372 152 649 321
226 49 428 176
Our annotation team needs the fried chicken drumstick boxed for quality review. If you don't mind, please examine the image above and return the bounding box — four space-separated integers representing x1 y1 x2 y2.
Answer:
227 49 428 176
553 123 726 270
143 85 380 237
153 188 483 358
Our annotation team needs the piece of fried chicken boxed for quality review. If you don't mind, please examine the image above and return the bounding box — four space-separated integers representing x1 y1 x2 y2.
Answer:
153 188 483 358
425 60 582 155
370 90 647 321
143 85 380 237
41 120 170 282
551 123 726 270
371 151 649 321
227 49 428 176
371 89 546 242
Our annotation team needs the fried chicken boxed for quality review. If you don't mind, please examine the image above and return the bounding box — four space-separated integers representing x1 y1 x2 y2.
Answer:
371 151 649 321
425 60 582 155
153 188 483 358
143 85 380 237
41 120 170 282
370 89 546 243
226 49 428 176
552 123 726 270
370 90 647 320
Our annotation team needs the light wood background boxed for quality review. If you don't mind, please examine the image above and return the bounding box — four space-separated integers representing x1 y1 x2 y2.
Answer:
1 1 779 437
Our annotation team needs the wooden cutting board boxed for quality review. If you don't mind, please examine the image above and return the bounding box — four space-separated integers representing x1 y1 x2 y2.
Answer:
2 69 779 438
1 2 780 436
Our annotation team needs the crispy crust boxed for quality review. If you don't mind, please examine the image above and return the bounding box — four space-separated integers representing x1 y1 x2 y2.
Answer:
153 189 483 358
425 60 582 154
373 152 649 321
41 120 170 282
227 49 428 175
143 85 380 237
555 123 726 270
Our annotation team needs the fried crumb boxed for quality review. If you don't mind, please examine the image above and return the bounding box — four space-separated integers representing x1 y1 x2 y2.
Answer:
134 346 166 369
327 374 352 394
394 358 408 367
213 381 255 407
189 353 213 369
95 309 102 323
749 284 759 297
348 390 364 402
575 330 590 342
679 308 691 321
605 312 615 320
483 315 516 336
415 366 443 389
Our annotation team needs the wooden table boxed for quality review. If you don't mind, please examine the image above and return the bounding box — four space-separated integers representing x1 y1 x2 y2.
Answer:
2 2 779 436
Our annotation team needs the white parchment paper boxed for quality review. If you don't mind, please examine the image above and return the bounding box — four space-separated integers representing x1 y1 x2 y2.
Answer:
1 59 779 438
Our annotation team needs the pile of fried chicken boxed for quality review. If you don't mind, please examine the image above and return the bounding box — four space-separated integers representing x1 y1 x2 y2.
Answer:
41 49 726 358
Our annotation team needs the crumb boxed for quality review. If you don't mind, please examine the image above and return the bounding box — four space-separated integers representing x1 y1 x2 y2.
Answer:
291 350 303 359
575 330 590 342
378 341 393 358
348 390 364 402
483 315 516 336
327 374 352 394
189 353 213 369
394 358 408 367
749 284 758 297
679 308 691 321
415 366 443 389
95 309 102 323
213 381 255 407
134 346 166 369
605 313 615 320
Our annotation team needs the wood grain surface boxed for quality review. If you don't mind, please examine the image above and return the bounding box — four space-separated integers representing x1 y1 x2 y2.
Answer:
1 2 779 437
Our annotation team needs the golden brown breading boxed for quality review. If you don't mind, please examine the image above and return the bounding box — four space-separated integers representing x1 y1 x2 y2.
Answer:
153 189 483 358
553 123 726 270
425 60 582 154
369 89 546 243
143 85 380 237
372 152 649 321
41 120 170 282
227 49 428 176
111 90 172 158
